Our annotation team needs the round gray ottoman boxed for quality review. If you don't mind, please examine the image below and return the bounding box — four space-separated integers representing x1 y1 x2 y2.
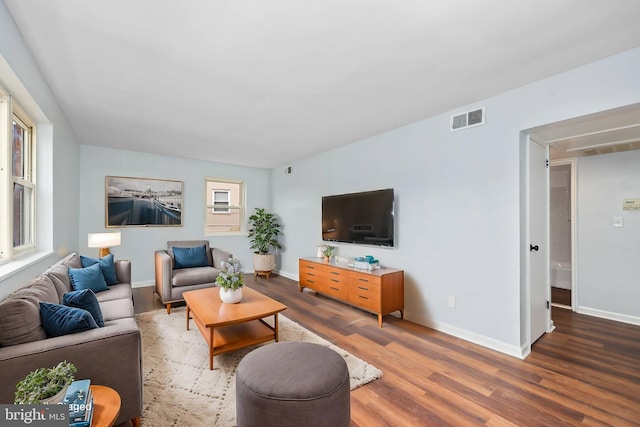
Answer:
236 342 350 427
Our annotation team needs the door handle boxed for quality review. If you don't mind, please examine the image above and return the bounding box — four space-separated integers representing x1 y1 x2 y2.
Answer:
530 244 539 252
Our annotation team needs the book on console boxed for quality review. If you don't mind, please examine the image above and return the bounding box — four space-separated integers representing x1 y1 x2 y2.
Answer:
63 379 94 427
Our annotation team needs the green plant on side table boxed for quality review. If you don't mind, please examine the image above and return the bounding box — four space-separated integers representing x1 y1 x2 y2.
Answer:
248 207 282 279
14 361 77 404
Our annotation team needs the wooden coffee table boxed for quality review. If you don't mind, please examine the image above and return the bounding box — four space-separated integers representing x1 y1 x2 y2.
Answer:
183 287 287 370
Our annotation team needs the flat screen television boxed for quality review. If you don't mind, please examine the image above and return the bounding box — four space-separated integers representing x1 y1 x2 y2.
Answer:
322 188 394 247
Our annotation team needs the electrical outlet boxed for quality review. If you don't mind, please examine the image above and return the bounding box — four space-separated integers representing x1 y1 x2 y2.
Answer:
448 296 456 309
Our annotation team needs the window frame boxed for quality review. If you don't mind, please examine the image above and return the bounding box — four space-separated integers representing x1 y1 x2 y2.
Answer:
204 177 245 235
0 92 37 262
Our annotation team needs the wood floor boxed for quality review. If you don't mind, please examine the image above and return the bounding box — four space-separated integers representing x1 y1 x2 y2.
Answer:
552 286 572 307
133 276 640 426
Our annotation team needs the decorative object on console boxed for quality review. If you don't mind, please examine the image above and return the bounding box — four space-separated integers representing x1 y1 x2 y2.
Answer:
354 256 380 270
248 208 282 279
87 232 121 258
321 244 337 262
216 258 244 304
14 361 77 404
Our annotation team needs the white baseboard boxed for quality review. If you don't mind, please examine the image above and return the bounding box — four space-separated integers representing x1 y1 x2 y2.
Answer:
269 271 526 359
577 306 640 326
274 269 298 281
132 280 154 289
409 313 526 359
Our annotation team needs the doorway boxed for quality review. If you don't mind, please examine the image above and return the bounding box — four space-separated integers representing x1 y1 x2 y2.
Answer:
549 160 575 310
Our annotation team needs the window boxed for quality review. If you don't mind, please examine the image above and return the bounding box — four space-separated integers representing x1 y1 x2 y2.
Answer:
0 93 37 261
205 178 244 234
212 190 231 213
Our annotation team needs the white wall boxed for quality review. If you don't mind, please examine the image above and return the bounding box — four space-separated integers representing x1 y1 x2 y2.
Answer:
0 1 80 297
78 145 271 284
271 47 640 355
577 150 640 323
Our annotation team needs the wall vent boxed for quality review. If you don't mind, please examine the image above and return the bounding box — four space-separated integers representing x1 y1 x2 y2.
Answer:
450 107 485 131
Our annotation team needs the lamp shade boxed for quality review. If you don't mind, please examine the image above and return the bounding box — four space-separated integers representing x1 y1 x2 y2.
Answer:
88 232 121 248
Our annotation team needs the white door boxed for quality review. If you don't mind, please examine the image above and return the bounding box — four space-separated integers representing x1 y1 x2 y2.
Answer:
529 138 549 343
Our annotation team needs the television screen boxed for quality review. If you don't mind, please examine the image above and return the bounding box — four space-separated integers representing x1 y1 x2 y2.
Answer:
322 188 394 247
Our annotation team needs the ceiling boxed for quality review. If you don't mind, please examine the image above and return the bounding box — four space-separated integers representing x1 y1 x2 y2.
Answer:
5 1 640 169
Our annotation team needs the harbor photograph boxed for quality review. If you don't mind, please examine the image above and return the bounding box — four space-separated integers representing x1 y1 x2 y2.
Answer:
106 176 183 227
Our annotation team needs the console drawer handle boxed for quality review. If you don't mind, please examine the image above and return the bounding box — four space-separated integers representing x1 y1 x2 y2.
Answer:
358 286 368 291
358 278 369 282
331 279 339 283
330 286 340 291
359 295 369 300
330 271 339 275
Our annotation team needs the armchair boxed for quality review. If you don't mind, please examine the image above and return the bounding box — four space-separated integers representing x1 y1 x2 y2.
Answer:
155 240 232 314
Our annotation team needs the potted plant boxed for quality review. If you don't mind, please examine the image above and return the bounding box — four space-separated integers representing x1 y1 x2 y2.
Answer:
247 208 282 278
216 257 244 303
322 244 337 262
14 361 77 404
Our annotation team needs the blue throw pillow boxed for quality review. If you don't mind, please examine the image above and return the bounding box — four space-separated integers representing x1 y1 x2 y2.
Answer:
39 302 99 338
62 289 104 327
81 253 118 285
68 263 109 293
173 245 209 269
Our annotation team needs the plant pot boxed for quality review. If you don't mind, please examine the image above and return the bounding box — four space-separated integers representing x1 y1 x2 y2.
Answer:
253 253 275 273
220 287 242 304
41 384 69 404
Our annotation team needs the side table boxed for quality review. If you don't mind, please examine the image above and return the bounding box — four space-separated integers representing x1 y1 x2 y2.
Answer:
89 385 121 427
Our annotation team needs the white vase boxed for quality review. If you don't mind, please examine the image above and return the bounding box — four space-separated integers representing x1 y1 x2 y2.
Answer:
41 384 69 404
219 287 242 304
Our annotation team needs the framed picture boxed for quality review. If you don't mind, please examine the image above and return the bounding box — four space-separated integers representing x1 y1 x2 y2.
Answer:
105 176 183 227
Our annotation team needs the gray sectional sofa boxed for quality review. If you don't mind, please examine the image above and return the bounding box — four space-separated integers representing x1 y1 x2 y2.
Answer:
0 253 142 426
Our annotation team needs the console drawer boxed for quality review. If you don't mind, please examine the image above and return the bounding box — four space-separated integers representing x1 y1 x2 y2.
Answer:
323 276 349 302
349 280 381 311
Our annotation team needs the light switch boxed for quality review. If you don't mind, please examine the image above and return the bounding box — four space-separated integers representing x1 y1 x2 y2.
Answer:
613 217 624 228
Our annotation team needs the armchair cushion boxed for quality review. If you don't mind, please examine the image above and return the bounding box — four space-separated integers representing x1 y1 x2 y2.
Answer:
172 266 220 287
173 245 209 269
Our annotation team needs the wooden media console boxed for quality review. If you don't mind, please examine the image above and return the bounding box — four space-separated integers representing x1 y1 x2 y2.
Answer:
298 257 404 327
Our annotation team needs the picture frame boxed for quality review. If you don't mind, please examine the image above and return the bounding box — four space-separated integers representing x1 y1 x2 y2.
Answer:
105 176 183 227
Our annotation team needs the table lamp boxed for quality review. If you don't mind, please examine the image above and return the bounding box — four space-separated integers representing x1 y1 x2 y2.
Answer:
88 232 121 258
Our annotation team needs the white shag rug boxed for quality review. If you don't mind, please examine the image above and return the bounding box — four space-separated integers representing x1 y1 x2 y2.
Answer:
136 306 382 426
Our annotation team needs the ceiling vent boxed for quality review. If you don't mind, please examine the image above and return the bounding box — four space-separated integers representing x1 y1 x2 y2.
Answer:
450 107 485 131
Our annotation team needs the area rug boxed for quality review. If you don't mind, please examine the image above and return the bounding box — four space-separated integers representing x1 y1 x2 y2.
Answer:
136 306 382 426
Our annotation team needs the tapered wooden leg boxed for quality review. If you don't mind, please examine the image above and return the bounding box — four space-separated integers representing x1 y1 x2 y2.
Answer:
165 303 171 314
132 417 141 427
209 327 215 370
